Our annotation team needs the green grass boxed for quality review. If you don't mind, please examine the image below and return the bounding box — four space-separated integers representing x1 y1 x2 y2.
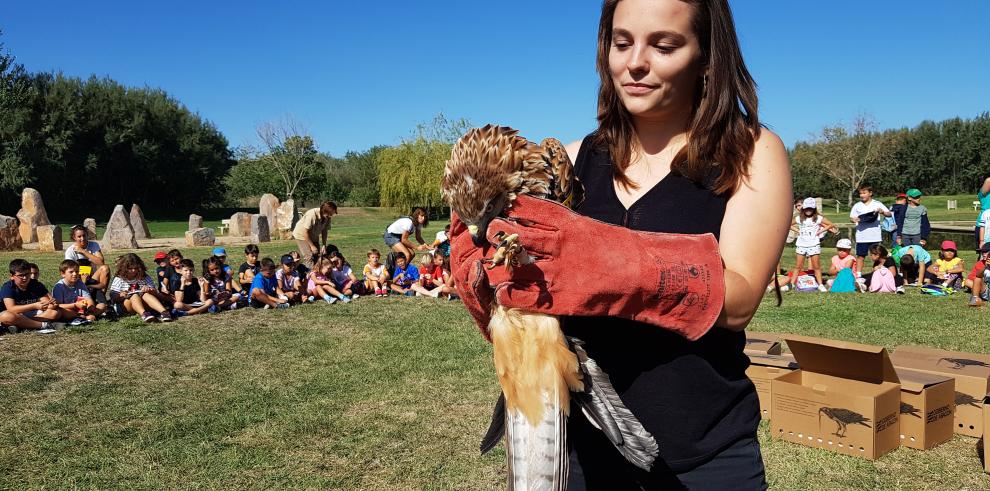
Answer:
2 208 990 489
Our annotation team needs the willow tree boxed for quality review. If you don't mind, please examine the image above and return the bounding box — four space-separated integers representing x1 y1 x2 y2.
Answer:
376 114 470 215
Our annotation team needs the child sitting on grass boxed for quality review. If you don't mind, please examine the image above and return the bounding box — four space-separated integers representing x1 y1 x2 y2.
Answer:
289 251 310 280
276 254 305 304
925 240 965 289
389 254 420 296
172 259 213 316
109 253 174 323
328 252 360 302
363 249 389 297
307 256 340 304
250 258 289 309
965 242 990 306
238 244 261 295
863 244 904 294
52 259 106 325
0 259 65 333
202 256 238 312
427 252 457 298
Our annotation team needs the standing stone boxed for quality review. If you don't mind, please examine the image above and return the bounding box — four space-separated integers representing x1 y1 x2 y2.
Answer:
275 199 298 240
83 218 98 240
102 205 139 250
129 204 151 239
250 214 270 243
15 188 52 243
0 215 22 251
259 194 280 235
229 212 252 237
37 225 62 252
185 227 216 247
188 214 203 231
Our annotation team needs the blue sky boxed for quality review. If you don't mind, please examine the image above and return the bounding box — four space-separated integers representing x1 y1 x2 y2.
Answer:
4 1 988 155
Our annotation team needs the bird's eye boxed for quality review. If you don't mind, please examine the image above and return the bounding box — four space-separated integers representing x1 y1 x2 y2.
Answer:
484 202 494 213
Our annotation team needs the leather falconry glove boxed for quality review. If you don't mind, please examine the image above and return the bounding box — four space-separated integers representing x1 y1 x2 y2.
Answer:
452 195 725 341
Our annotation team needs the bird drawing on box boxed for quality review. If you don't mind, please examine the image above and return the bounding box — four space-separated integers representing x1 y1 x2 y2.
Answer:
937 357 990 370
899 402 922 419
955 392 982 408
442 125 658 489
819 407 872 438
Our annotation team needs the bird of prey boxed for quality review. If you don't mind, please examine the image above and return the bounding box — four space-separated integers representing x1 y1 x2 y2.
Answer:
819 407 872 438
955 391 982 408
442 125 657 489
899 402 921 419
937 357 990 370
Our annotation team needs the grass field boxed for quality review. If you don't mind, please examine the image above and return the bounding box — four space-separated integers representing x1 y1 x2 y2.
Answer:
3 208 990 489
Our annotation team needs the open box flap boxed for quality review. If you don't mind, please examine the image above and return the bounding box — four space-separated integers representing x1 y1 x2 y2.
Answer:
744 332 784 354
746 352 798 369
784 334 897 384
894 367 952 393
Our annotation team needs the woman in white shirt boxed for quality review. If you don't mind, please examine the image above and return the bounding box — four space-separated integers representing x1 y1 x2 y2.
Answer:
383 207 429 264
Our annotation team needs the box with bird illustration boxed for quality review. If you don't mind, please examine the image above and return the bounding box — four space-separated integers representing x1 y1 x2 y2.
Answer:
890 345 990 437
745 352 798 420
744 331 784 355
894 367 954 450
770 335 901 460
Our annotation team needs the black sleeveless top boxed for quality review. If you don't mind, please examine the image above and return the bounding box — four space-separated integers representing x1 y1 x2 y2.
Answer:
563 135 759 486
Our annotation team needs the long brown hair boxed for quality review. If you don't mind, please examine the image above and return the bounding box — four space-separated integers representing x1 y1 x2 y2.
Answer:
594 0 759 194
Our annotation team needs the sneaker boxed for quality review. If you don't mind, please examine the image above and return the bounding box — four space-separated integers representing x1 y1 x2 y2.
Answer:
159 310 174 322
263 304 271 310
896 286 905 295
375 288 382 297
340 295 351 304
275 303 290 310
69 317 90 327
779 284 790 292
351 294 360 301
40 321 65 331
325 296 338 305
5 325 18 334
141 311 157 323
172 309 188 318
208 304 220 314
307 296 315 303
229 302 238 310
970 295 983 307
817 284 827 293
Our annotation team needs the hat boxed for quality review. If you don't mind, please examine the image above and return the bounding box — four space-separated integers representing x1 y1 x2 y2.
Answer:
836 238 852 249
212 247 227 257
906 188 923 198
980 242 990 254
896 192 907 199
801 197 817 209
281 255 295 265
154 251 167 260
941 240 957 251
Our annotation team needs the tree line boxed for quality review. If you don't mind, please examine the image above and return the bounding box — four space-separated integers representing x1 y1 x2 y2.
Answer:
0 38 234 219
791 112 990 206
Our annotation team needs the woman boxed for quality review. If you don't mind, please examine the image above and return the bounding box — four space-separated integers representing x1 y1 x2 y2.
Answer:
292 201 337 267
383 207 429 264
64 224 111 303
451 0 790 488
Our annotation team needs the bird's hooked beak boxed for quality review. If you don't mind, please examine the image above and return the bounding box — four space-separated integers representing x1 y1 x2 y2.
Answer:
468 220 491 247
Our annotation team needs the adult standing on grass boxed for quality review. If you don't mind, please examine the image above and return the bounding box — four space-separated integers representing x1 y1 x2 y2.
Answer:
292 201 337 267
383 207 429 265
451 0 791 487
976 177 990 250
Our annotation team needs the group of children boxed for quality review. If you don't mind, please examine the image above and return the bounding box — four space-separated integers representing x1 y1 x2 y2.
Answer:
779 185 990 305
1 237 458 334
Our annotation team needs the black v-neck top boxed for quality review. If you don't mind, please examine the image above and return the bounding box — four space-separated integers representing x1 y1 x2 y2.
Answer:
563 134 759 485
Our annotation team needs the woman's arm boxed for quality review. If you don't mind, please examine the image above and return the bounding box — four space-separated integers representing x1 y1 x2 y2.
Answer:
716 130 793 331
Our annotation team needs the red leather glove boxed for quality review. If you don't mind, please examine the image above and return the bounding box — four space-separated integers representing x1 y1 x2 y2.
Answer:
450 213 499 340
454 195 725 341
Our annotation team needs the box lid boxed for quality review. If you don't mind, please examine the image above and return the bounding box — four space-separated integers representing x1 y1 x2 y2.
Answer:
746 352 798 369
892 345 990 379
744 332 783 355
894 366 952 393
784 334 897 384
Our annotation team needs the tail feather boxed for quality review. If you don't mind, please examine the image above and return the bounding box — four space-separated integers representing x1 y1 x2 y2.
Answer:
506 391 568 491
568 336 660 471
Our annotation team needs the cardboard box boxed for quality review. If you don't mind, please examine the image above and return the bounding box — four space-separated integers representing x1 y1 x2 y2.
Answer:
895 367 954 450
983 396 990 473
745 331 783 355
771 335 901 460
746 352 798 420
890 345 990 437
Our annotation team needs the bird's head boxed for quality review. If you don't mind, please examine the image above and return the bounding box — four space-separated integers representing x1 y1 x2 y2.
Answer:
442 125 544 246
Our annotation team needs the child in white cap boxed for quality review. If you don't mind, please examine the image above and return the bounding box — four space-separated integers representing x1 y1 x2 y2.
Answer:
790 197 838 292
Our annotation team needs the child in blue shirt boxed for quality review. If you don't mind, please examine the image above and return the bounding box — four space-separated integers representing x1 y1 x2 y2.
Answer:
250 258 289 309
0 259 64 333
52 259 106 324
389 254 420 296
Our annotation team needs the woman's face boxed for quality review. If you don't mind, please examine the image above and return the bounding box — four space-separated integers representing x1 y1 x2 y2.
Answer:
73 229 87 245
608 0 704 120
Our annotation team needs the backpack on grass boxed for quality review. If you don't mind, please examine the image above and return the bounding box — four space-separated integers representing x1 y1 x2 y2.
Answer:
921 284 953 296
829 268 857 293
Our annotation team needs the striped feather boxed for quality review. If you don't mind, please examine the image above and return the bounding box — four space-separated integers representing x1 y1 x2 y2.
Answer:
505 391 568 491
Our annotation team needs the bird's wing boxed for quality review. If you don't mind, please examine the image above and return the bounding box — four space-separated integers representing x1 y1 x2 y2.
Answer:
480 392 506 455
540 137 584 210
568 336 660 471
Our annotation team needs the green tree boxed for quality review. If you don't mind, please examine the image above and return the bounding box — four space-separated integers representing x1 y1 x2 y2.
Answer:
255 116 321 201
